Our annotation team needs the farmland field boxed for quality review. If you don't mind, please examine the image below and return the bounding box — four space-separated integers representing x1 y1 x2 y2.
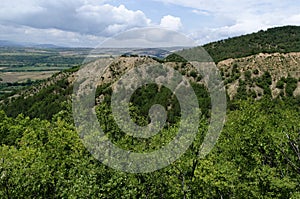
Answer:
0 71 60 83
0 47 90 97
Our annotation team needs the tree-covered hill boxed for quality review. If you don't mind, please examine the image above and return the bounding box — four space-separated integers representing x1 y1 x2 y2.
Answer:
203 26 300 63
1 26 300 198
3 51 300 120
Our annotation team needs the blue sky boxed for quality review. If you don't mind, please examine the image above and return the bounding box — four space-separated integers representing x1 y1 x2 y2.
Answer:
0 0 300 47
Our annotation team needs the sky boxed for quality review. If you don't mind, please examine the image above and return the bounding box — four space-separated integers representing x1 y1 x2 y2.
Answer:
0 0 300 47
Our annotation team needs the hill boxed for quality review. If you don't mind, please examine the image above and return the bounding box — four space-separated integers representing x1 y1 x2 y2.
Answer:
0 40 24 47
1 56 209 121
203 26 300 63
218 52 300 100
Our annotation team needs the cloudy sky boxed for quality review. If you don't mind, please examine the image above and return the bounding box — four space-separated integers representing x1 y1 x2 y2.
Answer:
1 0 300 47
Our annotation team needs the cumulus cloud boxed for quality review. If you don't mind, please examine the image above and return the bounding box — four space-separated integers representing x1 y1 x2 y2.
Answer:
156 0 300 44
1 0 300 46
76 4 151 35
160 15 183 31
0 1 151 36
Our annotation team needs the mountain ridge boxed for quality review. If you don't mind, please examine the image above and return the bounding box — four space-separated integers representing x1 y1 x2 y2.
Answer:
1 25 300 119
203 25 300 63
0 40 63 48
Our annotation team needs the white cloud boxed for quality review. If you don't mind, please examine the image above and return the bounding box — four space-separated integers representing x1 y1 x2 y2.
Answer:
1 0 300 46
0 1 151 36
76 4 151 35
155 0 300 44
283 14 300 25
0 24 106 47
154 0 285 13
160 15 183 31
192 9 210 16
100 28 196 48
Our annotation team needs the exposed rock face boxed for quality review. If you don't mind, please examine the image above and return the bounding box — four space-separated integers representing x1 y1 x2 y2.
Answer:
217 52 300 99
4 52 300 104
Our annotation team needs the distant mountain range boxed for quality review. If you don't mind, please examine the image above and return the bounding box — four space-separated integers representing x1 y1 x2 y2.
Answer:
0 40 62 48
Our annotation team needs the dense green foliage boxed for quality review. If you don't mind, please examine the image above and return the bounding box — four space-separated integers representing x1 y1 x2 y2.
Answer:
164 53 187 63
285 76 299 97
129 82 210 124
2 78 72 120
204 26 300 62
0 98 300 198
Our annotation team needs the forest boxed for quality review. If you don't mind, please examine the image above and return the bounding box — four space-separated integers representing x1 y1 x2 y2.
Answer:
203 26 300 63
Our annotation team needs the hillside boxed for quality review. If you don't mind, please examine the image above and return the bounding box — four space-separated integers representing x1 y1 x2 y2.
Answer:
204 26 300 63
3 50 300 120
1 56 209 121
1 26 300 198
218 52 300 99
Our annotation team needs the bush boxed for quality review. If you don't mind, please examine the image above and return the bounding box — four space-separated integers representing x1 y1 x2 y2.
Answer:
244 70 252 82
285 76 298 97
189 70 198 78
276 79 285 89
253 69 259 75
